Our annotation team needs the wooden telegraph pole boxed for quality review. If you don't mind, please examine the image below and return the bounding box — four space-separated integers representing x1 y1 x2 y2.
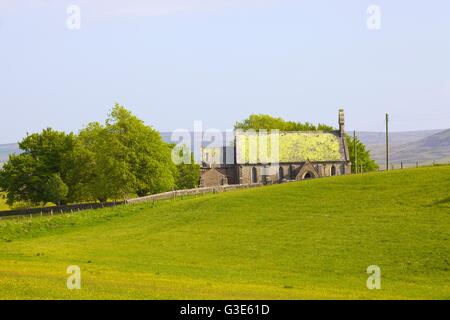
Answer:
386 113 389 171
353 130 357 174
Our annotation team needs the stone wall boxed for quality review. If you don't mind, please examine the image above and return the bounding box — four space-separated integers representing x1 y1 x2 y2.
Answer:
127 183 264 204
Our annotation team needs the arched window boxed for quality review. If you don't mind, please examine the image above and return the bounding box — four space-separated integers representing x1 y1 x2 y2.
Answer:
331 165 336 176
252 167 258 183
279 167 284 182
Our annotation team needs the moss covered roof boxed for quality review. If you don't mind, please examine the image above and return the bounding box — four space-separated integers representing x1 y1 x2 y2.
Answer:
236 131 343 164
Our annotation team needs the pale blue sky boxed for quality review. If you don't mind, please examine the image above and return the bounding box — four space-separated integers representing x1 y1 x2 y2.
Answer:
1 0 450 143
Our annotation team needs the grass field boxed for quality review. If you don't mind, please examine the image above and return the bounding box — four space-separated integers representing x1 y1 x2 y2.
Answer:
0 166 449 299
0 193 9 211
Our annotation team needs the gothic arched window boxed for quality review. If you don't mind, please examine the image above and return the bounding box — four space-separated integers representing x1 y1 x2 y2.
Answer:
252 167 258 183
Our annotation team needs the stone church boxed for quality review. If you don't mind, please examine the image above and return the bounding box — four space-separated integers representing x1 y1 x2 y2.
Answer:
200 110 351 187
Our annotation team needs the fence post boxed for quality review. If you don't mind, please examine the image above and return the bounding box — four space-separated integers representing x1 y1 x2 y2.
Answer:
401 162 403 170
416 161 418 168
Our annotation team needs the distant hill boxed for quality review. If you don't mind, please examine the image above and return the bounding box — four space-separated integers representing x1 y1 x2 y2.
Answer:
355 130 443 147
0 144 21 163
357 129 450 166
383 129 450 165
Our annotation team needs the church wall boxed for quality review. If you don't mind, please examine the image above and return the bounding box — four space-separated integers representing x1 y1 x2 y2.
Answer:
201 161 351 186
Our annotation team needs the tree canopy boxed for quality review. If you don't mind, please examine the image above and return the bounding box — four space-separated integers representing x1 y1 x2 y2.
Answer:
0 104 186 206
234 114 334 132
0 128 74 206
346 135 379 173
170 144 200 190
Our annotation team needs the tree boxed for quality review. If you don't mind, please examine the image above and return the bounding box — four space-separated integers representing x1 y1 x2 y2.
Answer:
19 128 75 174
0 129 75 206
0 104 191 207
73 121 135 202
42 174 69 206
68 104 177 201
0 153 44 206
106 104 177 196
171 145 200 190
234 114 334 132
345 135 379 173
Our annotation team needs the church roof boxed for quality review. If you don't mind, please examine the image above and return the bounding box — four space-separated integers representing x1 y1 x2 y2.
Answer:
235 131 345 164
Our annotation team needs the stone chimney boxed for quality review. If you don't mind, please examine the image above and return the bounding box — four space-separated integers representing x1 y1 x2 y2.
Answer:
338 109 345 136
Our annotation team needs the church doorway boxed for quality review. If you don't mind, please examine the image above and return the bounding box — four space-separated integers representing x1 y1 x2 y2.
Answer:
303 172 313 180
331 165 336 176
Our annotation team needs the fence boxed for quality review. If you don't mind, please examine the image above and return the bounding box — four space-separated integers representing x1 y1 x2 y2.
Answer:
0 183 264 220
352 160 450 174
376 160 450 172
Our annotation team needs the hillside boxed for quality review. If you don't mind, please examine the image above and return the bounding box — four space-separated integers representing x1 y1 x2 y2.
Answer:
365 129 450 166
0 166 449 299
356 130 444 147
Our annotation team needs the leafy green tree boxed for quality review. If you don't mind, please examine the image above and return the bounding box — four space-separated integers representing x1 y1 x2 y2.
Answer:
19 128 76 174
345 135 379 173
0 104 189 207
171 145 200 190
0 153 43 205
61 137 96 203
68 104 177 201
42 174 69 205
0 129 75 206
176 164 200 189
234 114 334 132
73 121 135 202
106 104 177 196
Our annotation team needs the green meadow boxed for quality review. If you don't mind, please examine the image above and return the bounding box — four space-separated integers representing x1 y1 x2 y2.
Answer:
0 166 449 299
0 193 9 211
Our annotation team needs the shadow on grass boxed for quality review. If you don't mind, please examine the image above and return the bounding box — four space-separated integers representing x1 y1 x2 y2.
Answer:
433 197 450 206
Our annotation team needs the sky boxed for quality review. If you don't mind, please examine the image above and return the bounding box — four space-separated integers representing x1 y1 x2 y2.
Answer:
0 0 450 144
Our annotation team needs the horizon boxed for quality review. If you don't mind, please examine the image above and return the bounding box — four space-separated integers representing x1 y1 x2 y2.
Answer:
1 127 449 146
